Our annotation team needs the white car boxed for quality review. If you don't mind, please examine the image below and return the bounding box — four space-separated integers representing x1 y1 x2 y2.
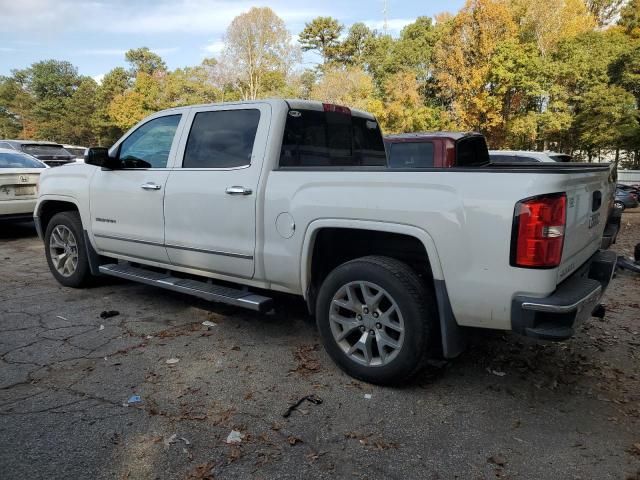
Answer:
35 100 618 385
0 148 48 221
489 150 572 163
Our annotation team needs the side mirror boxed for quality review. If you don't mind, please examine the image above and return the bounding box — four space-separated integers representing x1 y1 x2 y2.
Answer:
85 147 116 168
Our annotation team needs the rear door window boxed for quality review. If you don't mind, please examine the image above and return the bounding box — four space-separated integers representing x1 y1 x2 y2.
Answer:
280 109 386 167
183 109 261 168
456 137 489 167
388 142 434 168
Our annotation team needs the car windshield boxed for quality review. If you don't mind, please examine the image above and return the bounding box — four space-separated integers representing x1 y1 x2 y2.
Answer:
21 144 71 156
0 152 46 168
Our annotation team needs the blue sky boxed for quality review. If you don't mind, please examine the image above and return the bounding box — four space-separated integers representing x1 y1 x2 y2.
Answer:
0 0 464 81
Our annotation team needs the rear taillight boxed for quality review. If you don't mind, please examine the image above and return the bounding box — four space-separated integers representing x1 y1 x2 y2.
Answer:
511 193 567 268
322 103 351 115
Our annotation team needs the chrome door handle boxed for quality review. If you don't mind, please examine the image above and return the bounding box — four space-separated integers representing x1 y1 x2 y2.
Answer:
225 186 252 195
141 183 162 190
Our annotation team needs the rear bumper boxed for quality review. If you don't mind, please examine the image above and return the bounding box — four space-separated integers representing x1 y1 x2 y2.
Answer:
511 250 617 340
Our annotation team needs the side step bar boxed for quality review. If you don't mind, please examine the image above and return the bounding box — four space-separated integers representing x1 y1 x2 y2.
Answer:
99 263 273 312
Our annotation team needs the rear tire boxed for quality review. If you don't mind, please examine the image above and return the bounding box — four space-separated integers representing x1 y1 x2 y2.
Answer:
44 211 93 288
315 255 437 385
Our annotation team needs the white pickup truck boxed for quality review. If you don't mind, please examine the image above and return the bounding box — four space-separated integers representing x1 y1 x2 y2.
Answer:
35 99 620 385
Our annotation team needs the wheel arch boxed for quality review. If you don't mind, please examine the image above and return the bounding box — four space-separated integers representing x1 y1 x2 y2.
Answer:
35 197 81 239
300 220 467 359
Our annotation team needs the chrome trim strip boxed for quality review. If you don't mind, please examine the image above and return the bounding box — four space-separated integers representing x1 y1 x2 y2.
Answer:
165 243 253 260
521 285 602 314
94 233 252 260
94 233 163 247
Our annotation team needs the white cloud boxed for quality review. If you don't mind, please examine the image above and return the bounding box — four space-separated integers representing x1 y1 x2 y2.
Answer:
0 47 17 52
0 0 322 34
77 47 178 56
92 73 105 84
202 41 224 55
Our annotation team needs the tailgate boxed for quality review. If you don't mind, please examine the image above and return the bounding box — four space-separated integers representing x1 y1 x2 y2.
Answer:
0 170 41 200
558 167 614 282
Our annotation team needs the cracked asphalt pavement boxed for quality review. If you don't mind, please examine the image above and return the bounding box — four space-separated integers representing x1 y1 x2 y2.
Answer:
1 215 639 479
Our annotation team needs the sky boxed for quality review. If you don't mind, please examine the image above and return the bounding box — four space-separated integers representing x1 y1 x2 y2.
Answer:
0 0 464 82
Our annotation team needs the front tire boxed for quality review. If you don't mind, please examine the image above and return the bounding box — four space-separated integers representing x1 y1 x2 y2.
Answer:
614 201 625 212
315 255 437 385
44 211 93 288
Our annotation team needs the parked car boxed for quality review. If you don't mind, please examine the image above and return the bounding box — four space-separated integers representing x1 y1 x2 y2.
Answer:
35 100 619 385
0 140 76 167
0 148 47 221
63 144 87 161
384 132 489 168
489 150 572 163
615 187 639 211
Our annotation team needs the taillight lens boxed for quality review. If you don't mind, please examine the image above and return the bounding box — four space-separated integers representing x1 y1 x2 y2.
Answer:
322 103 351 115
511 193 567 268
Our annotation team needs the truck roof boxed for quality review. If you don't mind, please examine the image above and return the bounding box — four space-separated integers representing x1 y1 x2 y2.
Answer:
156 99 376 120
384 131 483 142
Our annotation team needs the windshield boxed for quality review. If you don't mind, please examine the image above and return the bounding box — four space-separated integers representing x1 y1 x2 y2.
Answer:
0 152 46 168
21 144 72 156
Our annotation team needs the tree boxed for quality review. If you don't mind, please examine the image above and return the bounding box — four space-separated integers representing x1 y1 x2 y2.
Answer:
585 0 625 27
574 84 638 161
108 72 162 130
93 67 130 145
62 77 98 145
15 60 82 140
433 0 518 135
222 7 299 100
0 75 34 138
610 45 640 104
395 17 438 83
337 23 374 66
162 66 220 107
309 66 383 115
125 47 167 76
376 71 450 133
298 16 343 64
619 0 640 37
514 0 595 55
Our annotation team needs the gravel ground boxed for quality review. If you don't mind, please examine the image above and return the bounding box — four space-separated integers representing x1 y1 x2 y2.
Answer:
1 213 639 480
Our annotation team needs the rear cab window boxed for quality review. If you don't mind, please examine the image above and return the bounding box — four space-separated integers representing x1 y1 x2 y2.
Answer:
279 106 386 168
388 142 434 168
456 136 489 167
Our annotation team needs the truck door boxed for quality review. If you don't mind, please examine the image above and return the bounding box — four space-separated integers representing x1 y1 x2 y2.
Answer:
89 113 185 263
163 103 271 279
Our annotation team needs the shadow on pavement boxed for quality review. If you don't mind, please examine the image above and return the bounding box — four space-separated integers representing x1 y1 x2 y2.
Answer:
0 220 38 239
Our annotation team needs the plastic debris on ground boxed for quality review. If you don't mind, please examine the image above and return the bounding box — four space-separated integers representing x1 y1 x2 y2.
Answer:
127 395 142 405
100 310 120 319
487 368 506 377
202 321 217 328
282 394 323 418
226 430 243 444
164 433 177 448
364 394 372 400
99 324 105 331
166 358 180 365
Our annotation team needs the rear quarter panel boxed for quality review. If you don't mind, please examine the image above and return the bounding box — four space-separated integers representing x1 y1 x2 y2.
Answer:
262 169 592 330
